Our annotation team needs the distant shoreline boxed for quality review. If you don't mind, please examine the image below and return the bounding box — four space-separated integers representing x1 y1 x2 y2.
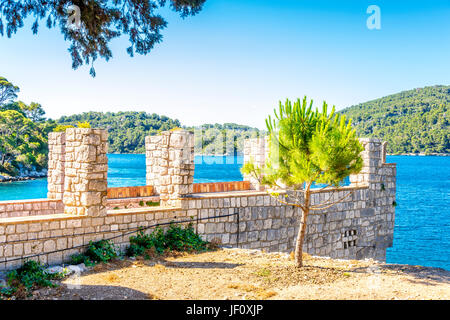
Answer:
0 171 47 183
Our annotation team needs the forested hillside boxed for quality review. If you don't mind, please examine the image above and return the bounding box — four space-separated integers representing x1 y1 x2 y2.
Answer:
57 112 261 154
0 77 52 177
57 111 181 153
340 85 449 154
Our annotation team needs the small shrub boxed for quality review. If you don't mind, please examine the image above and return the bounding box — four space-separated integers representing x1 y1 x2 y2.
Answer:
139 200 145 207
146 201 160 206
70 240 118 267
126 223 210 258
0 260 65 298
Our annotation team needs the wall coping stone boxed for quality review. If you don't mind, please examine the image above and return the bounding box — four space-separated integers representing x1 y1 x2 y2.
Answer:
107 196 159 203
0 213 82 225
106 206 181 216
184 184 369 199
0 199 61 205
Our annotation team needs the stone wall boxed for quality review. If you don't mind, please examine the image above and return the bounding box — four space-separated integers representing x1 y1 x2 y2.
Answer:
0 129 396 270
0 199 63 219
0 207 191 270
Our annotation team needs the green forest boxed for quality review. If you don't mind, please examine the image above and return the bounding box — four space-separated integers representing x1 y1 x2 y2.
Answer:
340 85 449 154
57 111 182 154
56 112 261 154
0 77 53 177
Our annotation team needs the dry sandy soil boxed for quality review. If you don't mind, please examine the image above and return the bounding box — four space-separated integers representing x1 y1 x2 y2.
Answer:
27 248 449 300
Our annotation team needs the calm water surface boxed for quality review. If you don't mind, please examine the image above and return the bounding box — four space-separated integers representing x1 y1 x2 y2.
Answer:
0 154 448 270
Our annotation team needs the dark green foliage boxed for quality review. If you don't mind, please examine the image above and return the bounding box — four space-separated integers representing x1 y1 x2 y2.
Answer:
0 0 207 76
57 111 181 153
146 201 160 206
340 85 450 154
70 240 118 266
57 112 261 154
0 260 64 298
139 200 145 206
126 223 209 258
0 77 55 176
0 106 53 176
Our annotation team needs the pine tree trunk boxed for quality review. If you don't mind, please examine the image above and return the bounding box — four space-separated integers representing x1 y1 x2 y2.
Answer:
294 189 310 267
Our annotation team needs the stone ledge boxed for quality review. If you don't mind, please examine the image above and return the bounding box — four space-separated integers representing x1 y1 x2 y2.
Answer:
107 196 159 203
107 206 181 216
0 198 61 205
382 163 397 167
0 213 82 225
184 184 369 199
310 185 369 194
184 190 272 199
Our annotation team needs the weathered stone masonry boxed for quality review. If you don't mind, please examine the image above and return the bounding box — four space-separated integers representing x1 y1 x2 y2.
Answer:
0 129 396 270
145 130 195 207
47 132 66 200
63 128 108 217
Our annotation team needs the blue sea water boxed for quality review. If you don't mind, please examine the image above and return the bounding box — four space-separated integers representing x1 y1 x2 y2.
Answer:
0 154 448 270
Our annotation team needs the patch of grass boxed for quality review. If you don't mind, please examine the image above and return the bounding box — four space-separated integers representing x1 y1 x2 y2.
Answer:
0 260 66 299
254 268 271 278
146 201 160 207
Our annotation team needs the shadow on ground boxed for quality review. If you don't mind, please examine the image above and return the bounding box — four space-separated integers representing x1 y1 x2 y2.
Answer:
31 284 151 300
348 263 450 286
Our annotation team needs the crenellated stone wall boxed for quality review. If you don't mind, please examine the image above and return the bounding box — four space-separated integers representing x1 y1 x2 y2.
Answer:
0 129 396 270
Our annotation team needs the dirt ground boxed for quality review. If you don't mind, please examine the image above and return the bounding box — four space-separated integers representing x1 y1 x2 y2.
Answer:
27 248 450 300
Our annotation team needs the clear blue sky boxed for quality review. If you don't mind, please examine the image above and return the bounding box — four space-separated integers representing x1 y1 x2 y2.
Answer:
1 0 449 129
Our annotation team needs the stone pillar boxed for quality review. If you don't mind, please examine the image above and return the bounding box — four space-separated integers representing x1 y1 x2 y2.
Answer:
243 136 268 190
350 138 396 261
47 132 66 200
382 141 388 163
63 128 108 216
349 138 383 188
145 130 194 207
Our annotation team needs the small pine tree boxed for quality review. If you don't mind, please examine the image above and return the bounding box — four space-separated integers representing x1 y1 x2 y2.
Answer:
242 97 363 267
